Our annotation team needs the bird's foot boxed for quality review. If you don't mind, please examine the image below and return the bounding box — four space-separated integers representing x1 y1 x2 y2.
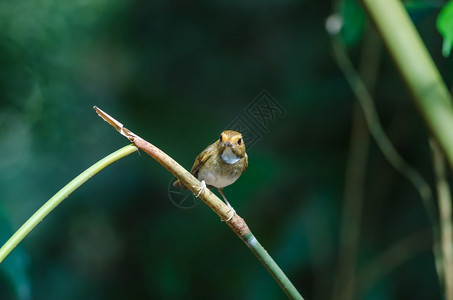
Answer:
221 202 236 222
224 206 236 222
195 180 206 197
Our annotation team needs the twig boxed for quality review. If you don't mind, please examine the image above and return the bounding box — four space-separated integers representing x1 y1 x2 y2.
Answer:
330 35 443 283
332 24 379 300
431 140 453 300
357 2 453 296
93 106 304 300
360 0 453 171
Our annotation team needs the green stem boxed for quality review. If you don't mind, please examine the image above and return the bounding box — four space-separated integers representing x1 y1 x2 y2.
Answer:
132 136 304 300
93 106 304 299
358 1 453 297
361 0 453 169
0 144 138 263
244 233 303 300
332 25 378 300
431 140 453 300
330 34 443 287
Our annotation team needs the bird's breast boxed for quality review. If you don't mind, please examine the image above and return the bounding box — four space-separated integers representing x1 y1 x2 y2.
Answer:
197 158 243 188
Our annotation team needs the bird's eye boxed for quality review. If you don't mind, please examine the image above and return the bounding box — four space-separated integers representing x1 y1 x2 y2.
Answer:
219 135 223 142
237 138 242 145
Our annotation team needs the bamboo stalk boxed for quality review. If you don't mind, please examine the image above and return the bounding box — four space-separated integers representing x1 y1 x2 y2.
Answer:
359 1 453 298
93 106 304 300
361 0 453 169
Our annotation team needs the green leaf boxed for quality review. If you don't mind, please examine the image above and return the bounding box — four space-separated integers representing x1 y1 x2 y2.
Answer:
443 37 453 57
341 0 366 46
437 0 453 57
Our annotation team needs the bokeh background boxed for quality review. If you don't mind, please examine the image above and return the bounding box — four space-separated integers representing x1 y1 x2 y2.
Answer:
0 0 452 299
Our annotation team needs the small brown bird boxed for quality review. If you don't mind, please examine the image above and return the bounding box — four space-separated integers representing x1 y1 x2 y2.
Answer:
174 130 248 213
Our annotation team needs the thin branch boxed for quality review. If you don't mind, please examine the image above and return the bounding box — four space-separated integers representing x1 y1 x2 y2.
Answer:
0 144 138 263
329 34 442 288
431 139 453 300
332 25 379 300
356 2 453 297
93 106 304 300
360 0 453 171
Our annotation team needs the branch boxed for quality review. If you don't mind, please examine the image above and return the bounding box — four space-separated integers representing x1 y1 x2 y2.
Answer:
332 25 378 300
329 33 442 291
93 106 304 300
358 1 453 297
431 140 453 300
361 0 453 169
0 144 138 263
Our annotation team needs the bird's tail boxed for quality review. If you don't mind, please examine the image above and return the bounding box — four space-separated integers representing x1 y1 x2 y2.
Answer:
173 179 188 190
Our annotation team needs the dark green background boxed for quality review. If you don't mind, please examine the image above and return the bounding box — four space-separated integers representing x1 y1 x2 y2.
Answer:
0 0 450 299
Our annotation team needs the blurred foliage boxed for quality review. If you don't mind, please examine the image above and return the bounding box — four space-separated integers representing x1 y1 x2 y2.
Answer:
338 0 366 46
0 0 452 299
437 0 453 57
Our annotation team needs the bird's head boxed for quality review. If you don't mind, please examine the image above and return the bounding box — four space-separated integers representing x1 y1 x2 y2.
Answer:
218 130 246 164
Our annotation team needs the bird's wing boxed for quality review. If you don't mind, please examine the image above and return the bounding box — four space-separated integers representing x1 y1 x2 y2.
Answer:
190 143 216 178
242 153 248 173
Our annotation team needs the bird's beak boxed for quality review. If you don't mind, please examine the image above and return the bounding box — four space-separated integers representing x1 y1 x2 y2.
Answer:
225 141 232 147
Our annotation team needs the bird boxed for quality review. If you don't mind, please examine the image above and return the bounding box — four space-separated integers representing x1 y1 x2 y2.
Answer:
173 130 248 217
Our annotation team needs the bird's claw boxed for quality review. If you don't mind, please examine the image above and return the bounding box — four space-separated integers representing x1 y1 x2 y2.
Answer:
195 180 206 197
222 207 236 222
